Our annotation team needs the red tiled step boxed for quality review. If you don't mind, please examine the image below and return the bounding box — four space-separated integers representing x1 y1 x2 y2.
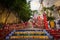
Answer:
53 35 60 40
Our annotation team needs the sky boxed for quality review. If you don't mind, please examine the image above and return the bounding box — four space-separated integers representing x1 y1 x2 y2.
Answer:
26 0 59 11
30 0 40 11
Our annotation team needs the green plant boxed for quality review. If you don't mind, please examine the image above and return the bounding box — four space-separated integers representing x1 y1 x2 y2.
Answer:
47 16 55 21
43 5 55 21
0 0 32 23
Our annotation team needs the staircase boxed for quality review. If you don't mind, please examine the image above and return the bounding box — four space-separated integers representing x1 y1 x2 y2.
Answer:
6 28 52 40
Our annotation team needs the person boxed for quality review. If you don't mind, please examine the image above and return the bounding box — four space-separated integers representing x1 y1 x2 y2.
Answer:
27 19 33 28
49 20 56 29
0 23 3 29
57 20 60 27
35 16 44 29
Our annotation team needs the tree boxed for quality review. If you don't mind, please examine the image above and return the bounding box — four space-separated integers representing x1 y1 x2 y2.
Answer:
0 0 15 23
0 0 32 23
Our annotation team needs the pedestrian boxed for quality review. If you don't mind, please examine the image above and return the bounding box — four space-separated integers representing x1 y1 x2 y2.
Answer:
57 20 60 27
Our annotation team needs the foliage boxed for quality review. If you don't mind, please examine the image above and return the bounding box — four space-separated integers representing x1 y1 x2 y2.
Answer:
42 5 55 21
18 3 32 22
43 5 55 11
47 17 55 21
0 0 32 22
31 10 38 15
0 0 14 9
